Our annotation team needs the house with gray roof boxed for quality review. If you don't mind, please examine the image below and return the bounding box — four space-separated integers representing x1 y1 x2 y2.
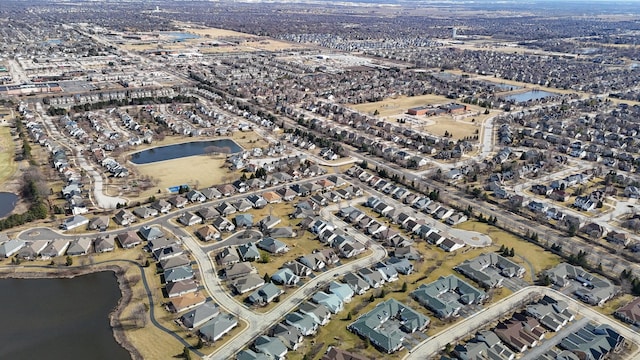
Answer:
453 330 515 360
253 335 288 360
150 199 172 213
138 225 164 241
168 195 188 209
411 275 486 319
236 350 270 360
525 295 575 332
199 313 238 342
298 301 331 326
247 282 284 306
271 268 300 286
60 215 89 230
113 209 136 226
348 299 429 354
153 244 184 262
232 198 253 212
456 253 525 289
544 263 616 306
164 265 194 284
88 216 110 231
298 252 326 271
270 323 304 351
94 236 115 253
328 281 354 303
215 247 240 267
285 312 318 336
386 257 414 275
212 216 235 232
0 239 25 258
117 230 142 249
17 240 49 260
225 261 256 280
259 215 282 230
40 239 70 259
557 323 623 359
166 279 198 298
237 243 261 262
202 187 222 200
282 261 312 277
147 237 178 252
358 268 385 288
257 237 289 254
66 237 92 256
159 254 190 271
178 212 202 226
342 272 370 295
234 213 254 228
196 206 219 221
268 227 296 238
181 302 220 329
216 202 237 216
231 274 265 294
247 194 268 209
312 291 344 314
133 206 158 219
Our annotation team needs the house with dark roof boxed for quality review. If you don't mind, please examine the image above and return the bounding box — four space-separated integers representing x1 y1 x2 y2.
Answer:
271 268 300 286
270 323 304 351
150 199 172 214
168 195 188 209
212 216 235 232
282 261 312 277
544 263 616 306
322 347 368 360
159 254 191 271
525 295 575 332
411 275 486 319
215 247 240 267
180 302 219 329
285 312 318 336
348 299 429 354
238 243 261 262
113 209 136 226
556 323 623 359
66 237 92 256
257 237 289 254
138 226 164 241
298 301 331 326
342 272 370 295
615 296 640 327
456 253 526 288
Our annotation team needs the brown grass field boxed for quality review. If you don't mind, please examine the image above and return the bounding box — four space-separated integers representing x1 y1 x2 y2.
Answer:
0 125 18 187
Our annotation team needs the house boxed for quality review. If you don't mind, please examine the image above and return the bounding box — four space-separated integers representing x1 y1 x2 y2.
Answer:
544 263 616 306
393 246 422 261
247 282 284 306
614 296 640 327
411 275 486 319
178 212 203 226
276 187 297 202
231 198 252 213
298 301 331 326
262 191 282 204
166 279 198 298
271 268 300 286
40 239 70 259
347 299 429 354
170 292 207 313
225 262 256 280
237 243 261 262
268 227 296 238
322 347 368 360
525 295 575 332
234 214 254 228
66 237 92 256
88 216 110 231
298 253 326 271
254 335 288 359
186 190 206 203
0 239 25 257
285 312 318 336
164 265 194 283
60 215 89 230
386 257 414 275
257 237 289 254
282 261 313 277
133 206 158 219
231 274 265 294
138 226 164 241
439 237 465 252
150 199 172 214
456 253 526 288
493 315 543 353
453 331 515 360
215 247 240 267
94 236 115 253
247 194 268 209
259 215 282 230
342 272 370 295
328 281 354 303
271 323 304 351
358 268 385 288
312 291 344 314
159 254 191 271
196 225 221 242
168 195 188 209
116 230 142 249
202 187 223 200
180 302 220 329
217 184 236 197
236 350 270 360
17 240 50 260
154 244 184 262
446 213 468 226
146 237 178 252
580 222 607 238
606 231 630 246
212 216 236 232
556 323 623 359
113 209 136 226
216 202 237 216
198 313 238 342
197 206 219 221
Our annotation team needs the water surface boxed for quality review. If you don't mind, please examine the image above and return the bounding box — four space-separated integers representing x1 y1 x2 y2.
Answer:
0 192 18 218
130 139 242 165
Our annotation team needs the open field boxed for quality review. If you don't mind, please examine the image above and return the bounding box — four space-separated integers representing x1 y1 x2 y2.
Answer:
348 94 492 141
455 221 562 275
0 125 18 187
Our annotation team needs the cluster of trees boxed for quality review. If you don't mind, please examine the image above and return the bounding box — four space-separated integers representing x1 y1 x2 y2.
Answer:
498 245 515 257
567 250 589 268
0 167 48 230
621 269 640 296
478 213 497 225
46 95 196 115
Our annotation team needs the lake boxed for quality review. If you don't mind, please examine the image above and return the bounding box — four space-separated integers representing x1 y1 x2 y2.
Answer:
504 90 557 103
0 272 130 360
0 192 18 218
130 139 243 165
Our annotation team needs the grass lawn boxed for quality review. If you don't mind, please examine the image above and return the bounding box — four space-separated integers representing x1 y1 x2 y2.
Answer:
599 293 635 317
0 126 17 186
455 221 562 276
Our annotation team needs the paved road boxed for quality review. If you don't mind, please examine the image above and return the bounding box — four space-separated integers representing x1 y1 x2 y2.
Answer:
403 286 640 360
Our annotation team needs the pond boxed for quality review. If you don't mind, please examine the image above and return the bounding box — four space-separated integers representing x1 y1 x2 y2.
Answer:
0 192 18 218
504 90 557 103
162 31 200 42
0 272 130 360
130 139 243 165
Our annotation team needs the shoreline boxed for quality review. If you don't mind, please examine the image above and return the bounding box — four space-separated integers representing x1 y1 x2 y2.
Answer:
0 264 143 360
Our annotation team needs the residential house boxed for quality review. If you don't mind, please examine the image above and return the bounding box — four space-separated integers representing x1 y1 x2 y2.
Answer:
342 272 370 295
88 216 110 231
197 206 219 221
180 302 220 329
322 348 368 360
298 253 326 271
456 253 526 288
116 230 142 249
166 279 198 298
170 292 207 313
225 262 256 280
186 190 206 203
159 254 191 271
113 209 136 226
215 247 240 267
196 225 221 242
358 268 385 288
212 216 236 232
298 302 331 326
198 313 238 342
257 237 289 254
268 227 296 238
234 214 254 228
201 187 222 200
17 240 49 260
271 323 304 351
259 215 282 230
150 199 172 214
285 312 318 336
66 237 92 256
168 195 188 209
237 243 261 262
411 275 486 319
0 239 25 258
328 281 354 303
138 226 164 241
94 236 115 253
312 291 344 314
247 282 284 306
40 239 70 259
216 202 238 216
614 296 640 327
60 215 89 230
262 191 282 204
606 231 630 246
439 238 465 252
178 212 203 226
133 206 158 219
271 268 300 286
164 265 194 283
282 261 312 277
544 263 616 306
231 274 265 294
253 335 288 360
247 194 268 209
154 244 184 262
